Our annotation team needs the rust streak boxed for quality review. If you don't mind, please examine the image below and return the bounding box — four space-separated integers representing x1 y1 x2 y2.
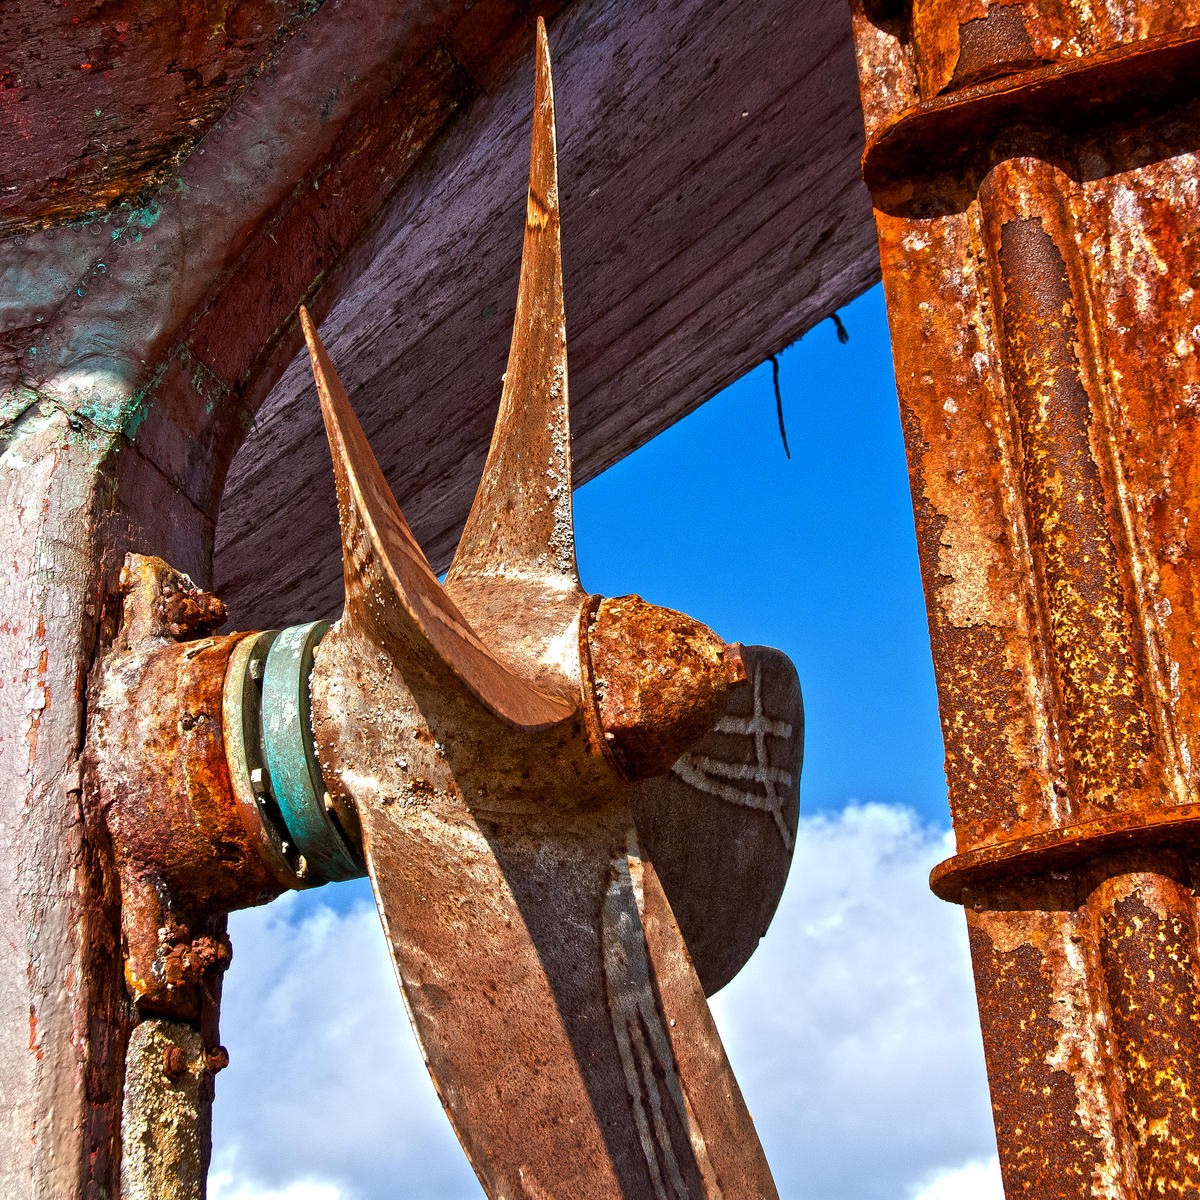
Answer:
985 194 1153 807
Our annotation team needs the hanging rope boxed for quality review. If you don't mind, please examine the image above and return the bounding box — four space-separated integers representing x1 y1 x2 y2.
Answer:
767 310 849 459
769 353 791 460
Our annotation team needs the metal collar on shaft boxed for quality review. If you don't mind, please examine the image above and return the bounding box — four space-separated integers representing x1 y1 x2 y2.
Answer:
226 621 365 886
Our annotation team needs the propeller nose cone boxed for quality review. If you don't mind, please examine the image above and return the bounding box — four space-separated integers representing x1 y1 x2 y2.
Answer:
583 594 746 780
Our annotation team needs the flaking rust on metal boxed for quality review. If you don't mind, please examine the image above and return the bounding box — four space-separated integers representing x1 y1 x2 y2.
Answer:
967 894 1135 1198
157 577 227 640
981 165 1158 814
585 594 742 782
1084 858 1200 1192
90 554 284 1018
853 0 1200 1193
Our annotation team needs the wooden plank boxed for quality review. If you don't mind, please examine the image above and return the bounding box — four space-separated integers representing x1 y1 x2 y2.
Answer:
213 0 877 628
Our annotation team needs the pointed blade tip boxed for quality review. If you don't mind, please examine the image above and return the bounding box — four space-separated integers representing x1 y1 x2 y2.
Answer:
298 308 335 393
298 304 317 347
298 306 329 384
535 15 552 104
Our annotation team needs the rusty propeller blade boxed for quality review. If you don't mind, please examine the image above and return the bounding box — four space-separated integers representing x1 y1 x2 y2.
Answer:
447 18 577 598
299 306 573 729
354 784 780 1199
303 18 788 1198
443 19 587 693
634 646 803 996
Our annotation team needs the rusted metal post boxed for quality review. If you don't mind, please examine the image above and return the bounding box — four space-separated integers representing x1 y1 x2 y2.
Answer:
851 1 1200 1193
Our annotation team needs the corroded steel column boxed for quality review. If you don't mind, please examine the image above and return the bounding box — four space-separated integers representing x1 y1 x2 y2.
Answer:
850 2 1200 1194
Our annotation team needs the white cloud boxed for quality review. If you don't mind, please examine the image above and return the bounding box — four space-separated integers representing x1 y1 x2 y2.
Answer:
211 891 481 1200
209 1165 349 1200
212 804 997 1199
910 1156 1004 1200
712 803 997 1200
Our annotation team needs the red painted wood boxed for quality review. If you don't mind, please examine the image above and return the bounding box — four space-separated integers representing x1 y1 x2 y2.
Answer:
213 0 877 628
0 0 312 232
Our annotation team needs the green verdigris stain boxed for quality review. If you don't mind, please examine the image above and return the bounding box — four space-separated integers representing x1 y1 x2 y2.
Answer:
76 361 169 440
110 203 163 245
118 370 160 440
129 202 161 231
104 202 162 248
75 344 230 442
190 363 222 416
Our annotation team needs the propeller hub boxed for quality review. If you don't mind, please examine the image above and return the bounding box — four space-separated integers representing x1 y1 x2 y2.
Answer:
583 594 748 781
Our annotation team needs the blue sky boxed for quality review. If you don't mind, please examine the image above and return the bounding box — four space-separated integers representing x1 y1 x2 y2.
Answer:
574 282 946 824
210 282 1003 1200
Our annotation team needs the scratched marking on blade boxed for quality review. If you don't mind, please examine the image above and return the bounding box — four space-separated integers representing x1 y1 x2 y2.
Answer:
602 855 722 1200
671 663 794 850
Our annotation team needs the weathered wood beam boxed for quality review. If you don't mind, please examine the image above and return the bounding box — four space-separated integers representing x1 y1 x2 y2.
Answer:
213 0 878 628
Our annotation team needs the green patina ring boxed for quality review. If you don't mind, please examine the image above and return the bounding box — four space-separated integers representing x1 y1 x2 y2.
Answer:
222 628 308 891
261 621 364 884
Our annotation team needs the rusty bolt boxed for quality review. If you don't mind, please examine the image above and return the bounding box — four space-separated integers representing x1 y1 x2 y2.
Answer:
205 1045 230 1073
163 1044 187 1078
158 583 228 640
190 934 232 972
160 934 233 989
